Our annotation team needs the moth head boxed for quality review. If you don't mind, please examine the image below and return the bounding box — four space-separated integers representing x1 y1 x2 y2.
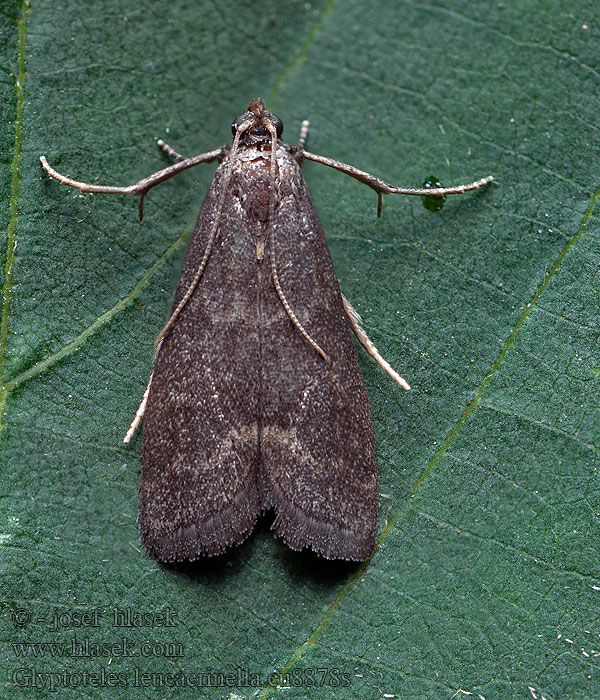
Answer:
231 98 283 147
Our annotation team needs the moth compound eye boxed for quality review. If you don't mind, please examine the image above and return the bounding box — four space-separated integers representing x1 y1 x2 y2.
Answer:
231 115 245 136
270 114 283 138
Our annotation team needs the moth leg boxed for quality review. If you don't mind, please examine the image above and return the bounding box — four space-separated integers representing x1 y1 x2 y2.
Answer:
156 139 186 162
342 294 411 391
302 150 493 215
123 370 154 444
40 145 227 220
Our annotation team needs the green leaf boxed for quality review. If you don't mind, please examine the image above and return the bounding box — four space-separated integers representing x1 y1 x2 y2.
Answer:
1 1 598 699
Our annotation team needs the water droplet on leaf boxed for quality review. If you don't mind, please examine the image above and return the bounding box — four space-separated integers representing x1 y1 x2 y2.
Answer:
422 175 446 211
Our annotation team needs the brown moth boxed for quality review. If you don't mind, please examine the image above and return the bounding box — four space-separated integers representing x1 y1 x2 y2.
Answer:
41 99 492 562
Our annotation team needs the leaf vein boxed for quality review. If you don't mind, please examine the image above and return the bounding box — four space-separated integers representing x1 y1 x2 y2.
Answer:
0 0 29 429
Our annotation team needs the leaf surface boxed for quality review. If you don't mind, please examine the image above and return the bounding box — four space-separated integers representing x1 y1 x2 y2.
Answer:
1 1 598 698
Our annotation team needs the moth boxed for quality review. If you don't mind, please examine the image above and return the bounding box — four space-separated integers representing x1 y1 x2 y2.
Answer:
41 99 492 562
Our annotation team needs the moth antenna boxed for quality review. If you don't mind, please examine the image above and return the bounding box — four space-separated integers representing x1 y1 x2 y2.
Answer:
298 119 309 148
342 294 411 391
157 138 186 162
124 370 154 443
154 118 254 348
265 121 329 362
